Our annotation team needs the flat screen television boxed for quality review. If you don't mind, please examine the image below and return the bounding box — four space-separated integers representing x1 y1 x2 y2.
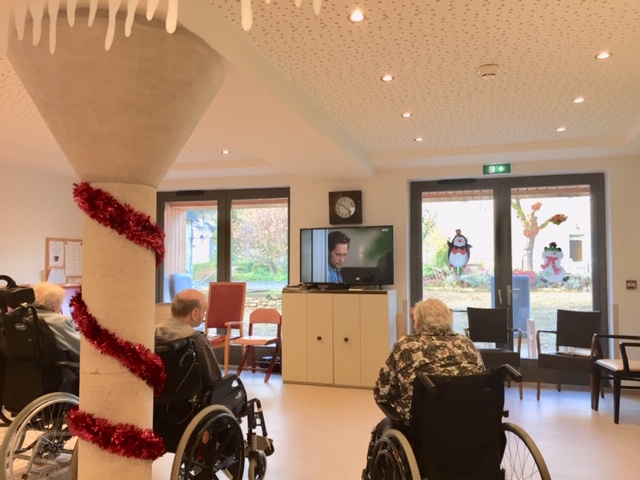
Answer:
300 225 394 288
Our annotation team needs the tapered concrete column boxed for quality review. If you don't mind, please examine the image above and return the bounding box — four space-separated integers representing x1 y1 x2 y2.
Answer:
8 9 224 480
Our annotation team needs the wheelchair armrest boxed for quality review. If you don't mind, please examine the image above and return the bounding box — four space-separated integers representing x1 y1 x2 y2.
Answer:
498 364 523 383
417 371 438 393
376 402 403 424
55 360 80 373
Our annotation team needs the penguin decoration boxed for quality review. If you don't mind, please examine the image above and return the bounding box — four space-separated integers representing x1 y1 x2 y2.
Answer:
448 229 472 272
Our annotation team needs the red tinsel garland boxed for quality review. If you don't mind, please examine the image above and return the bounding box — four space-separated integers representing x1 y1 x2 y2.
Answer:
70 292 166 397
71 181 168 461
68 409 165 460
73 182 166 265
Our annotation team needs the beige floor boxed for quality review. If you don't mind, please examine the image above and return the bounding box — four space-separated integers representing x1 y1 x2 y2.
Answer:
2 375 639 480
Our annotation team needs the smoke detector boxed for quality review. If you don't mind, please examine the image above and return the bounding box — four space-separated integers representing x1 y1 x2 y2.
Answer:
477 64 499 80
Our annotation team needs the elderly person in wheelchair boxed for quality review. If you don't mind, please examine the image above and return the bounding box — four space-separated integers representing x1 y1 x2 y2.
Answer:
363 298 551 480
154 288 274 480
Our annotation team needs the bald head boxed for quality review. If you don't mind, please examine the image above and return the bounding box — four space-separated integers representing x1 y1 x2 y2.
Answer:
171 289 207 327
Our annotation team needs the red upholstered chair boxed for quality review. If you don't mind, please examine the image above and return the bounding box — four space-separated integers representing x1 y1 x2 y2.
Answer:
235 308 282 382
205 282 246 375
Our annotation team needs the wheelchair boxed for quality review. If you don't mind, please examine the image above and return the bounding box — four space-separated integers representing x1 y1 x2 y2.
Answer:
153 337 274 480
362 365 551 480
0 285 80 480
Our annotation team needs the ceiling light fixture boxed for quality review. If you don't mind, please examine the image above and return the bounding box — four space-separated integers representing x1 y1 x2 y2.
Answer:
573 97 585 104
402 112 412 118
477 64 500 80
556 127 567 132
415 137 424 142
381 74 394 82
349 8 365 23
595 52 611 60
222 150 230 155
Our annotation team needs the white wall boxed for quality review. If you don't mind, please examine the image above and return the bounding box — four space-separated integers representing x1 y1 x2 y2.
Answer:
1 162 83 285
3 155 639 338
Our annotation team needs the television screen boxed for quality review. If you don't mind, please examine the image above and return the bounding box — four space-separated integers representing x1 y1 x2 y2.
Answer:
300 225 394 288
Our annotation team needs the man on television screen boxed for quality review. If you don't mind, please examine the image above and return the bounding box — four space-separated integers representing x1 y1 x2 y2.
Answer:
328 231 350 283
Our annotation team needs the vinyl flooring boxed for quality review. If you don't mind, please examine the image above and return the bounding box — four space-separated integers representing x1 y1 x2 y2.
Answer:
1 374 639 480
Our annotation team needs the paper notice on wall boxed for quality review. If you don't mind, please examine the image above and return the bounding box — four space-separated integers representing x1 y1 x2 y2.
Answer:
48 240 64 267
64 242 83 277
47 268 67 284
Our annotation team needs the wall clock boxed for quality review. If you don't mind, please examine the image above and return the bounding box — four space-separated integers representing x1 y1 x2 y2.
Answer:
329 190 363 225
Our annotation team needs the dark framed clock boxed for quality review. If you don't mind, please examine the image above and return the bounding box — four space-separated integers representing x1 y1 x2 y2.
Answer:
329 190 363 225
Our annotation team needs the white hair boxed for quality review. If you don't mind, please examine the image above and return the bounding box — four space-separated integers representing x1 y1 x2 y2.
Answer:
33 282 66 313
413 298 453 334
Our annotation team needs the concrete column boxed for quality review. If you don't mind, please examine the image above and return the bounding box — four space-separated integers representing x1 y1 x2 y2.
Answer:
8 9 224 479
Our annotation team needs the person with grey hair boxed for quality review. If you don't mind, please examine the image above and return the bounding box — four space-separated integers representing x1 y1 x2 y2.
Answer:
374 298 484 424
155 288 222 387
32 281 81 361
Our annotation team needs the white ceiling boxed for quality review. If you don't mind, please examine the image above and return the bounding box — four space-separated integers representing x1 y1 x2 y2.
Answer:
1 0 640 182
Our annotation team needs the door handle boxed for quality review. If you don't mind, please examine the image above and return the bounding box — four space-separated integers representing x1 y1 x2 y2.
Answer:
498 289 503 305
506 285 512 306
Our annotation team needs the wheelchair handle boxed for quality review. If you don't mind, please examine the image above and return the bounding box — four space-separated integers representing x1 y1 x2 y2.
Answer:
498 364 523 383
417 372 438 394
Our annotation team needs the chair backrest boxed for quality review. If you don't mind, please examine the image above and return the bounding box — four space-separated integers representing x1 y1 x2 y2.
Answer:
466 307 510 346
206 282 246 330
169 273 193 299
154 337 203 452
248 308 282 335
0 305 68 413
556 309 601 348
409 370 506 479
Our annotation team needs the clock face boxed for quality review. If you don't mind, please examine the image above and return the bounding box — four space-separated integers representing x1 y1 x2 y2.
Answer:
335 196 356 218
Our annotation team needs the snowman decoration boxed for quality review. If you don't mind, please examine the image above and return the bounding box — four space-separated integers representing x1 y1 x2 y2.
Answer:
540 242 569 283
448 229 472 271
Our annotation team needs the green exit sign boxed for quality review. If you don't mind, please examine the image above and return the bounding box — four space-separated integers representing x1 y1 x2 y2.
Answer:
483 163 511 175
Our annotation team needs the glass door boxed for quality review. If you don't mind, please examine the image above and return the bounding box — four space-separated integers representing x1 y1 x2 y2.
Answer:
410 174 606 358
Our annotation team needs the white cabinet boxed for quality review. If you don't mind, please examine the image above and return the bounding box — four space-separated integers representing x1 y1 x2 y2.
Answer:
282 290 397 388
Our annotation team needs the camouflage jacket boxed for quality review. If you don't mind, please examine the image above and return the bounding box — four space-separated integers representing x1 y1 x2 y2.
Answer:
373 332 485 421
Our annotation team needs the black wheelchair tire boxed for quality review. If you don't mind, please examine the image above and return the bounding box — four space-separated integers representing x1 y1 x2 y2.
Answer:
501 422 552 480
371 428 421 480
248 450 267 480
171 404 245 480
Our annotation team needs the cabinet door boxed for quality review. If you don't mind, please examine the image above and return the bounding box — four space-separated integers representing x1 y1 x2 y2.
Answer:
333 294 361 386
282 293 308 383
360 291 397 387
307 294 334 384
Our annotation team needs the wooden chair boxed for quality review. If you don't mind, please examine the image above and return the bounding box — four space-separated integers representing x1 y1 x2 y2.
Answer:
465 307 523 399
235 308 282 382
205 282 246 375
536 309 601 400
591 334 640 424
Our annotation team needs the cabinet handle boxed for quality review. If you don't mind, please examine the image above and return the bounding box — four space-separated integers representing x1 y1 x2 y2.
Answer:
344 337 349 343
317 336 322 341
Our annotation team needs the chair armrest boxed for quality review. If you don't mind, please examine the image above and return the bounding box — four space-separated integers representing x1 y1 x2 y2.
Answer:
591 334 640 360
498 364 523 383
376 402 403 424
536 329 557 354
509 328 523 354
464 328 470 338
619 342 640 371
224 321 245 337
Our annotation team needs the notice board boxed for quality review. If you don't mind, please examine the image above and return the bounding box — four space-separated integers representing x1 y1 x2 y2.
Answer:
46 237 83 285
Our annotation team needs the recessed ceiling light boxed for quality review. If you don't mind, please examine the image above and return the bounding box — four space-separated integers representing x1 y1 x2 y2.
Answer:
415 137 424 142
556 127 566 132
349 8 364 23
595 52 611 60
573 97 585 104
381 74 394 82
222 149 230 154
402 112 412 118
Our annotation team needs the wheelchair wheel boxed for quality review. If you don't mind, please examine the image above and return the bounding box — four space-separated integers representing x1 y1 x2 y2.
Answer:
371 429 421 480
248 450 267 480
0 392 79 480
501 423 551 480
171 405 245 480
